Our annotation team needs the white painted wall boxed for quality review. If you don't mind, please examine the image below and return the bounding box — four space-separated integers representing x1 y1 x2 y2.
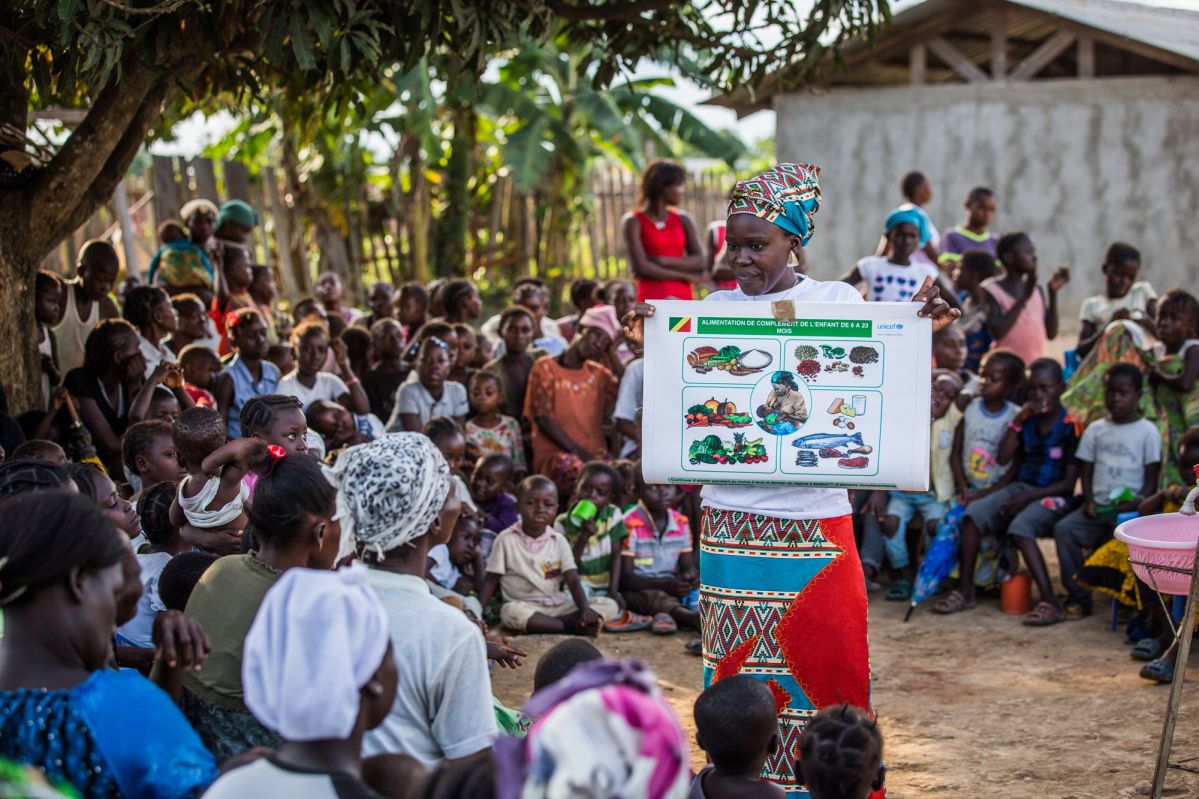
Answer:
775 76 1199 323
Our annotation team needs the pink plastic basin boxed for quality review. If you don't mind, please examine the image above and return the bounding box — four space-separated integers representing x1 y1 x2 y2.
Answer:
1115 514 1199 596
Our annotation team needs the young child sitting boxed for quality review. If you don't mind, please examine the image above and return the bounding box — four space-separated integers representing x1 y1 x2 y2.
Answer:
390 336 468 432
1076 242 1156 359
471 453 519 556
35 270 63 410
169 406 266 537
842 209 945 303
395 282 429 341
426 510 485 618
239 394 310 457
620 462 700 635
932 323 977 393
1053 363 1161 619
935 349 1024 614
277 320 369 412
465 371 526 472
692 675 785 799
938 186 998 266
10 439 67 465
1148 290 1199 485
478 475 620 635
966 358 1081 626
122 419 185 493
555 462 650 632
363 318 407 422
306 398 386 452
214 309 280 438
178 344 221 409
872 369 964 602
951 249 1000 373
796 705 885 799
982 232 1070 364
117 481 189 648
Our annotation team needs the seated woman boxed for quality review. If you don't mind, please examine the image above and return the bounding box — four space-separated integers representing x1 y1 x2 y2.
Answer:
202 568 420 798
0 491 217 799
180 454 339 760
757 370 808 435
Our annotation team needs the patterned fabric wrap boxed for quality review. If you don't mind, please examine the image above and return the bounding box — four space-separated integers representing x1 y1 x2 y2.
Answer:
700 509 872 797
323 433 451 562
493 659 689 799
726 163 822 245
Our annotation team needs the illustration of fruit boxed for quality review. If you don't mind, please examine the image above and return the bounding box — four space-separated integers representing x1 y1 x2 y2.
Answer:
687 399 751 429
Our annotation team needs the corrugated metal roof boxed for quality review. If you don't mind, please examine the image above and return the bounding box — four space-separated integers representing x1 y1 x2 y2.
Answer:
1014 0 1199 63
710 0 1199 113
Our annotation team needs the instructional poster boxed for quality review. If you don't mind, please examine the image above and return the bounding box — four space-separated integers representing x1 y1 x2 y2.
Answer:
642 300 932 491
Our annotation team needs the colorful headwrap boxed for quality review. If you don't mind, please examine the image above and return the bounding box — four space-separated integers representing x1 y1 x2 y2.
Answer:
242 566 390 741
884 207 931 247
494 659 690 799
726 163 822 245
322 433 452 562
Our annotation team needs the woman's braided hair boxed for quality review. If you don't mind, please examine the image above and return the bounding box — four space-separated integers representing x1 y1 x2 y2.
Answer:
797 704 883 799
0 459 72 498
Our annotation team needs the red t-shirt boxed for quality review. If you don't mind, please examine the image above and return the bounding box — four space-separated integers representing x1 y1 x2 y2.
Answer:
634 211 695 302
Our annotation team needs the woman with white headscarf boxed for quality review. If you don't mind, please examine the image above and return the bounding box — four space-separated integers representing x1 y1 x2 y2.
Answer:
201 567 402 798
323 433 497 769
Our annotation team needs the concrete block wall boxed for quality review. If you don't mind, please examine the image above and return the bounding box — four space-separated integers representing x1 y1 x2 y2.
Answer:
775 76 1199 325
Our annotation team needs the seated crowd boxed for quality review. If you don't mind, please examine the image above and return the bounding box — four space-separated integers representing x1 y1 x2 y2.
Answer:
0 176 1184 799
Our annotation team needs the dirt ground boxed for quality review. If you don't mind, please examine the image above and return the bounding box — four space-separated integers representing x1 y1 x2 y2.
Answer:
493 588 1199 799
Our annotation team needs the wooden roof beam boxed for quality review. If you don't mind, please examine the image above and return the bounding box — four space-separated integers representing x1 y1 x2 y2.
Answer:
927 36 990 83
1009 30 1075 80
991 6 1008 80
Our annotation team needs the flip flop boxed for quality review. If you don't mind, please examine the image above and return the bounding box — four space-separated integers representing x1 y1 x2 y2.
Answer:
1131 637 1164 662
1023 601 1066 627
651 612 679 635
931 590 975 615
885 579 912 602
1140 659 1174 684
604 610 652 633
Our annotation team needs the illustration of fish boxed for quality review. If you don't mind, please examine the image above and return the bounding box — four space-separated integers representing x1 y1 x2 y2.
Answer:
790 431 864 450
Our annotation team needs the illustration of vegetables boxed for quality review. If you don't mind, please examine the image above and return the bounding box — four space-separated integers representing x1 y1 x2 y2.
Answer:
820 345 846 359
688 433 769 465
849 346 879 364
797 359 820 380
795 344 819 360
686 399 752 428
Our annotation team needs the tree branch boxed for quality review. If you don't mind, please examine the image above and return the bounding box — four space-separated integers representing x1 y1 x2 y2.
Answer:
27 60 194 258
23 53 162 245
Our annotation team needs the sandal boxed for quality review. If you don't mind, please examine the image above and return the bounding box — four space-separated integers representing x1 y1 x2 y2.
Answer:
885 579 912 602
1140 658 1175 684
684 638 702 656
604 610 652 633
931 590 975 615
1064 602 1091 621
1131 637 1164 662
651 612 679 635
1023 601 1066 627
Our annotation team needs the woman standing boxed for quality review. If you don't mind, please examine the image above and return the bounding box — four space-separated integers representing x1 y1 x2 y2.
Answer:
625 163 956 797
623 160 706 302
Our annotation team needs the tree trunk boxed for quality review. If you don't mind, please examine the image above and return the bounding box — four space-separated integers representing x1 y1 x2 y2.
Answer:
433 101 475 277
0 232 42 415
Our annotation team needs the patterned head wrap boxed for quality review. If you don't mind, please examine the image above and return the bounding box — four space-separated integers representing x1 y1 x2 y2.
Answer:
494 659 690 799
726 163 822 245
323 433 452 562
884 207 931 246
242 566 390 741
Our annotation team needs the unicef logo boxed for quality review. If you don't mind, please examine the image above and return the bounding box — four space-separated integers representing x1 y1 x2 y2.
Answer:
877 322 904 331
895 323 904 330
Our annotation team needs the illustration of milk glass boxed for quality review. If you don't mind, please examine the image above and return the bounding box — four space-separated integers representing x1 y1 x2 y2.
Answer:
852 395 867 415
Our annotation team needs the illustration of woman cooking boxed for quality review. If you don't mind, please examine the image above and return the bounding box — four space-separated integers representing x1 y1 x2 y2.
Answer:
623 163 958 797
758 370 808 434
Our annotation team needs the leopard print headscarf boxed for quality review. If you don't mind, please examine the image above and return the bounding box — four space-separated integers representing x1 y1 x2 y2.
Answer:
323 433 451 562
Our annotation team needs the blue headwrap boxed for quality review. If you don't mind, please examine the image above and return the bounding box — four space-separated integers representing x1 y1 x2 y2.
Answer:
884 207 931 247
727 163 822 246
